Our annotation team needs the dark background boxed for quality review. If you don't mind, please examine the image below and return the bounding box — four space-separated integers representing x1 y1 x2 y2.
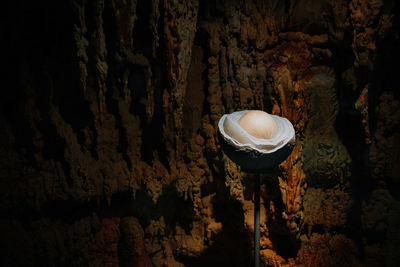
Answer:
2 0 400 266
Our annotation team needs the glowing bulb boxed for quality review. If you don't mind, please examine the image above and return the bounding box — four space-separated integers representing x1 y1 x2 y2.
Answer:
238 110 278 139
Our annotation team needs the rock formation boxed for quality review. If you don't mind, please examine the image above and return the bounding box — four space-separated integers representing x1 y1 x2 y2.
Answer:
2 0 400 266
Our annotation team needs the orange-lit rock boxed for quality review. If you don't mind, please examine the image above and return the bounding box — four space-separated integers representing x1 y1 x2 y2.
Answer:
1 0 399 266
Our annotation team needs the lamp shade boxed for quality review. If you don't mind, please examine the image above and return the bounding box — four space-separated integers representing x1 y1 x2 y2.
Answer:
218 110 295 173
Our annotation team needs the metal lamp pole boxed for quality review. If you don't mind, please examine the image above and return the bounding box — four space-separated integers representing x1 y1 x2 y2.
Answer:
218 110 295 267
254 173 260 267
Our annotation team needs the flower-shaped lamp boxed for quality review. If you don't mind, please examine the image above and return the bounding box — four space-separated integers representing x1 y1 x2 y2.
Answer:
218 110 295 173
218 110 295 267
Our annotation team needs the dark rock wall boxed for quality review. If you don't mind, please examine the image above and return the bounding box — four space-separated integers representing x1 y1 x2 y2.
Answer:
2 0 400 266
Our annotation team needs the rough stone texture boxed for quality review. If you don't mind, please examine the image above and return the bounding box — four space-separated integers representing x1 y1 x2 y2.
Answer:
2 0 400 266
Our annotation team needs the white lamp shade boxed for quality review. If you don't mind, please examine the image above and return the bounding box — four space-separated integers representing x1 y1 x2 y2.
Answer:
218 110 295 172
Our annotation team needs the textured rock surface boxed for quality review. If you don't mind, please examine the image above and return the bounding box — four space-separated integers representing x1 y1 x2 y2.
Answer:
2 0 400 266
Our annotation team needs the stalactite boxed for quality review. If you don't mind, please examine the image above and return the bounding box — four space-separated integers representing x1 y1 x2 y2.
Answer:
2 0 400 266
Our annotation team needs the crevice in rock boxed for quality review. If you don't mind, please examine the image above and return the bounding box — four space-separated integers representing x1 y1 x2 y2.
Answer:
332 39 372 260
256 172 301 260
183 172 252 266
132 0 154 59
134 0 170 169
102 2 133 170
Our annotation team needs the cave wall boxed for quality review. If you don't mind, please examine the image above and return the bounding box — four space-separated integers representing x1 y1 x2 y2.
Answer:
2 0 400 266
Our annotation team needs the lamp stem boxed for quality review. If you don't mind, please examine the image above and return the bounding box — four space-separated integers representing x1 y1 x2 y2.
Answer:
254 173 260 267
